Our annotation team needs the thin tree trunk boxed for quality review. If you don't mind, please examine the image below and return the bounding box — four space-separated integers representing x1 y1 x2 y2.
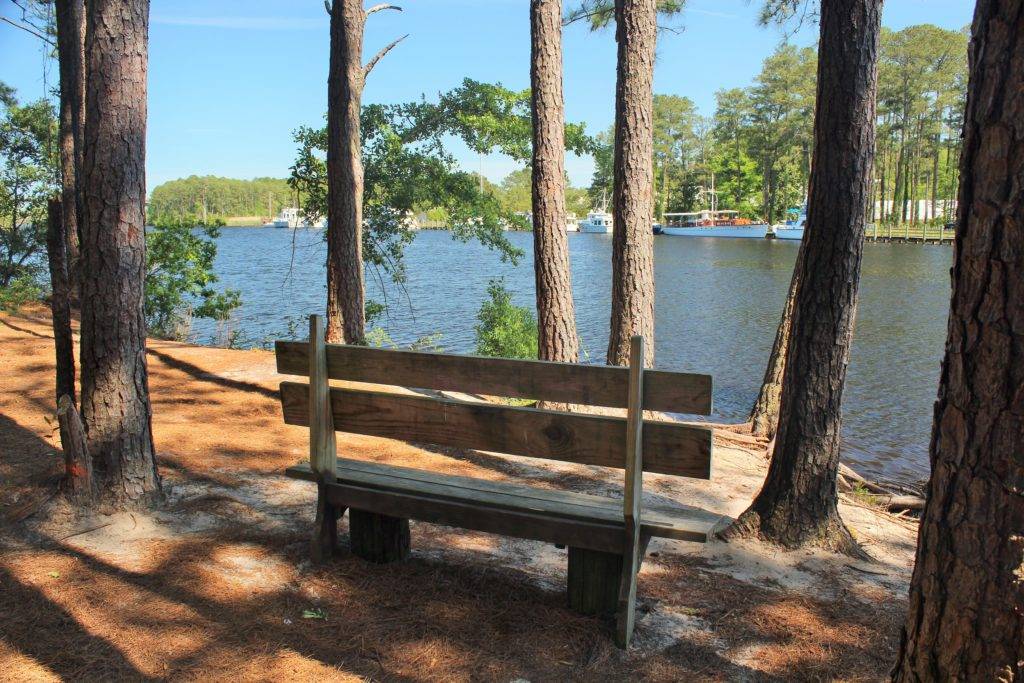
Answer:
749 242 805 440
721 0 881 555
58 395 92 501
607 0 656 367
79 0 161 508
54 0 86 291
893 0 1024 677
531 0 578 364
326 0 367 344
45 198 75 405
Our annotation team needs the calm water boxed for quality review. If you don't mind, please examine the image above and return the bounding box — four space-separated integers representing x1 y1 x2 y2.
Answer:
194 227 952 484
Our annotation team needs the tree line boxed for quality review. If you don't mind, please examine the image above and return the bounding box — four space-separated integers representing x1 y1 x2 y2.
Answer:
147 175 294 222
587 24 968 226
5 0 1021 677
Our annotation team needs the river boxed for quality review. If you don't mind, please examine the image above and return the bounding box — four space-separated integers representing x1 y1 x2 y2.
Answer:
193 227 952 485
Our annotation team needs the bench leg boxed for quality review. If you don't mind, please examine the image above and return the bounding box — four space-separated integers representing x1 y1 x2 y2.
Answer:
311 482 344 563
349 508 410 563
567 547 621 616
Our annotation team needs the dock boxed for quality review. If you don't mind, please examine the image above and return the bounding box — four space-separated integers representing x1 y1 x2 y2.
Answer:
864 223 955 245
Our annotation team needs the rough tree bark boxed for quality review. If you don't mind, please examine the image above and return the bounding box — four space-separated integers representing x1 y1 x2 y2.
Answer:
45 198 75 405
531 0 578 363
54 0 85 289
326 0 367 344
720 0 881 554
325 1 404 344
749 243 805 440
79 0 161 508
892 0 1024 678
606 0 656 367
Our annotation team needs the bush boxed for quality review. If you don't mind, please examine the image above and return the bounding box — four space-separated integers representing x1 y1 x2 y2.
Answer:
0 273 44 311
474 279 537 360
145 216 241 340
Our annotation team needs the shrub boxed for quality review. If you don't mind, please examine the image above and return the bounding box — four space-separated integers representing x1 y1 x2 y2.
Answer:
0 273 44 311
474 279 537 360
145 216 241 340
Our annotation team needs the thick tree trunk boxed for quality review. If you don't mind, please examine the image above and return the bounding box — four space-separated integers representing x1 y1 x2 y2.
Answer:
721 0 881 554
326 0 366 344
45 198 76 406
530 0 578 364
892 1 1024 678
54 0 86 290
79 0 161 508
607 0 656 367
749 242 805 440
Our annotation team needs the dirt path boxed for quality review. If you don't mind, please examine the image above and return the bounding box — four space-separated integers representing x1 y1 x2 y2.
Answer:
1 308 915 681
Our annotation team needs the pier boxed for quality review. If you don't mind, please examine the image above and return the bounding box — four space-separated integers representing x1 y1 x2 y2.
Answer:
865 223 955 245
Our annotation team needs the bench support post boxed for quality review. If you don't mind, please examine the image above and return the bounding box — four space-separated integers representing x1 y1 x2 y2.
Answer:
616 335 645 648
349 508 410 563
309 315 339 562
567 546 621 615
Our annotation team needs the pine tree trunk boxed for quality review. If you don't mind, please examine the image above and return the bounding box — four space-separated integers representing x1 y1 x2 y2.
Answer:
749 242 805 440
893 1 1024 677
530 0 578 364
607 0 656 367
79 0 161 508
45 198 76 406
721 0 881 554
54 0 85 290
326 0 366 344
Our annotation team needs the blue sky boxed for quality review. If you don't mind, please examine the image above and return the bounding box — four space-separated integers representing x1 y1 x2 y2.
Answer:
2 0 972 193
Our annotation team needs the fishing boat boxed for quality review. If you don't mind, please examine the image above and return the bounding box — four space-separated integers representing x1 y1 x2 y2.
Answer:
271 207 302 229
579 192 613 233
661 210 767 238
767 205 806 240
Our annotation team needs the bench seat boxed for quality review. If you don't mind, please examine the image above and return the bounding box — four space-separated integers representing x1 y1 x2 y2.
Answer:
285 459 725 553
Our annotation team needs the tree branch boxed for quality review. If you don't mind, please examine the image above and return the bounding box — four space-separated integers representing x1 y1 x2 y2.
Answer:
1 16 55 46
366 4 402 16
363 34 408 79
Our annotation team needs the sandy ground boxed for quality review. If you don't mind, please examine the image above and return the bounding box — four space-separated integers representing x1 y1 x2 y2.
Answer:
0 307 918 681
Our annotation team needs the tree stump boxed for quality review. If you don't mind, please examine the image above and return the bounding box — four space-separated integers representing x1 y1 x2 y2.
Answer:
567 547 622 615
57 395 93 502
349 508 410 563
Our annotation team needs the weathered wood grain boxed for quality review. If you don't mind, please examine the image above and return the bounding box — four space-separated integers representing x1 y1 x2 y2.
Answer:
617 336 645 647
280 382 713 479
275 341 712 415
286 460 722 543
324 482 626 553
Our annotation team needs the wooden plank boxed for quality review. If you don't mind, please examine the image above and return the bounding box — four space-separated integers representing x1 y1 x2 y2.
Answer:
323 482 625 553
308 316 337 481
616 335 645 648
285 461 722 543
275 341 713 415
280 382 713 479
568 547 622 616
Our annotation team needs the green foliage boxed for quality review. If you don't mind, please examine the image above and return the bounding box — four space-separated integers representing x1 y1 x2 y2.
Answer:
0 83 57 289
148 176 294 223
291 79 593 292
0 272 44 311
474 279 537 360
145 216 241 340
565 0 686 30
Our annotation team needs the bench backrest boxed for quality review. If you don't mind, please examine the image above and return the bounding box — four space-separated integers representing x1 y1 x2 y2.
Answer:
275 316 714 485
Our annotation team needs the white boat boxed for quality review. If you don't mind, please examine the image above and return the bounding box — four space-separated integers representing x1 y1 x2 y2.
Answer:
272 206 302 229
578 209 613 233
566 213 580 232
767 204 806 240
661 210 767 238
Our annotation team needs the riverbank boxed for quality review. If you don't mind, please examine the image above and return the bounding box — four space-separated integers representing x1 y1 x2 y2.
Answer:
2 307 918 680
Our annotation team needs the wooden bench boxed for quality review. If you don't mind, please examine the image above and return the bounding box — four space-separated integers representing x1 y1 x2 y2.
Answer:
276 315 720 647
